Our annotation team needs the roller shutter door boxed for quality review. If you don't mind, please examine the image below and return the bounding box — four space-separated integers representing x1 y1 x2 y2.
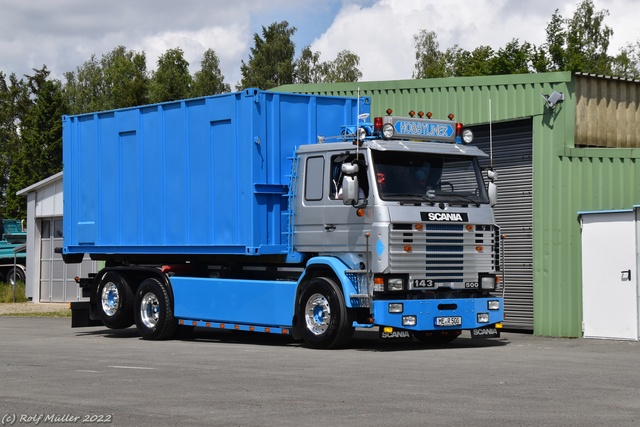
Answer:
470 119 534 330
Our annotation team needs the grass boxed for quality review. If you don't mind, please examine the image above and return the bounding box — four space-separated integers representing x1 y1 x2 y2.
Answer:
4 310 71 318
0 282 28 303
0 282 71 317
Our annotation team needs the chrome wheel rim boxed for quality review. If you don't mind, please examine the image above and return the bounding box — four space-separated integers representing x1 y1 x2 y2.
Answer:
140 292 160 329
304 293 330 335
100 282 120 317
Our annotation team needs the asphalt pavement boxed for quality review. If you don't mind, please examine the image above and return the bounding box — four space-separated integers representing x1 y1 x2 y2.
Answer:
1 317 639 426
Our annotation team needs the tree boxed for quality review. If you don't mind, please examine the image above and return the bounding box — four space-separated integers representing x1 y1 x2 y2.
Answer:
0 72 29 215
413 30 447 79
612 41 640 79
64 46 149 114
238 21 296 90
543 0 614 74
491 39 533 75
294 46 323 84
294 47 362 84
64 54 105 114
149 48 192 103
5 66 67 219
323 50 362 83
190 49 230 97
102 46 149 109
447 45 494 77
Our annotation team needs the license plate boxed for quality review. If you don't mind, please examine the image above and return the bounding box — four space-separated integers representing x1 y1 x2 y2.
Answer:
435 316 462 327
471 327 500 339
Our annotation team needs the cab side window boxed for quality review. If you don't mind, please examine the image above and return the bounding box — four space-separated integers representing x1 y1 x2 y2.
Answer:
304 156 324 201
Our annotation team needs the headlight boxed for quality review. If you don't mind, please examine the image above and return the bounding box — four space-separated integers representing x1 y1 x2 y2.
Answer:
477 313 490 323
357 127 367 141
388 303 404 313
382 123 394 139
488 300 500 310
388 278 404 291
480 275 496 290
462 128 473 144
402 315 417 326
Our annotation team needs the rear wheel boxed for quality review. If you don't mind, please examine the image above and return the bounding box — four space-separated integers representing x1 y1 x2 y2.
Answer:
298 277 353 349
134 278 177 340
96 272 133 329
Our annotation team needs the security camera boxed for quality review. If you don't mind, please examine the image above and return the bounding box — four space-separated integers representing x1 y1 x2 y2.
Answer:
541 91 564 109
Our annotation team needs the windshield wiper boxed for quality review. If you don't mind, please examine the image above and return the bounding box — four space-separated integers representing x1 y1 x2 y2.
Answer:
437 194 482 207
386 193 436 206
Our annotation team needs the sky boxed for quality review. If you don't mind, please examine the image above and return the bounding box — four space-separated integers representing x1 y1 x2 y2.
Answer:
1 0 639 88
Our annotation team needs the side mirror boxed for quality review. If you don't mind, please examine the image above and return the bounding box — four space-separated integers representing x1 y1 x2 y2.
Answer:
488 182 497 207
342 175 359 206
486 169 498 207
340 162 367 208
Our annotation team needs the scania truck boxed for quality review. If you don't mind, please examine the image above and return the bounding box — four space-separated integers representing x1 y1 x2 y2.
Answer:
65 89 503 348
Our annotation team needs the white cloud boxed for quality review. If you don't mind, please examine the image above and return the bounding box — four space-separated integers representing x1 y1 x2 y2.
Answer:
132 24 250 87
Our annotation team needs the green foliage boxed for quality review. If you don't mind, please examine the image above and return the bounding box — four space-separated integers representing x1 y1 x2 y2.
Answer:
0 282 28 303
544 0 614 74
412 0 639 79
239 21 297 90
294 46 362 84
0 72 29 213
64 46 149 114
294 46 323 83
149 48 193 103
191 49 231 97
412 30 447 79
5 66 67 219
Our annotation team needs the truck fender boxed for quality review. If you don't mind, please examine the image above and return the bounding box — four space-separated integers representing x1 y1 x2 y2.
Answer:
295 257 359 309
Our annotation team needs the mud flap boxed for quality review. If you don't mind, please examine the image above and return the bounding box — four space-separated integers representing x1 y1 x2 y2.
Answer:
70 301 102 327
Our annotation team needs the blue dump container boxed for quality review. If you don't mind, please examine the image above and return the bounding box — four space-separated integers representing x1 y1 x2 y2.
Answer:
63 89 365 257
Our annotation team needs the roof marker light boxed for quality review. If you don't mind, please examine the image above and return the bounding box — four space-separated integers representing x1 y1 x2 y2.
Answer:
426 112 433 118
386 108 393 115
374 116 383 132
448 113 455 120
409 110 415 117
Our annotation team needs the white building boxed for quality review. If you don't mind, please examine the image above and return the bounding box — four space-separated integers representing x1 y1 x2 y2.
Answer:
17 172 97 302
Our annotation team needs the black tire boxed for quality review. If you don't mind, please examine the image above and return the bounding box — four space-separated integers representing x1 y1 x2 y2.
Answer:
412 330 460 344
134 278 177 340
298 277 354 349
96 272 134 329
6 267 25 285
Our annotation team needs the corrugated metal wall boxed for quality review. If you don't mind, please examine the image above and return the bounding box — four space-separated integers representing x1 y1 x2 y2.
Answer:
575 74 640 148
279 71 640 338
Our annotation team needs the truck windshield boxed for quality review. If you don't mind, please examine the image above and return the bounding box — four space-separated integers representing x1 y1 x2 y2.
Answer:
371 150 489 205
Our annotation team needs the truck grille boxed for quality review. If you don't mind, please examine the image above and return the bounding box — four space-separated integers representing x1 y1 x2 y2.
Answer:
389 223 499 286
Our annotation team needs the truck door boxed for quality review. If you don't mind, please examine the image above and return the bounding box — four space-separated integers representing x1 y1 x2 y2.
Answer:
323 153 370 253
292 155 326 253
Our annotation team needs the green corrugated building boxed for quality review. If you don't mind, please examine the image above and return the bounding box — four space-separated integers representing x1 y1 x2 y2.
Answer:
278 71 640 337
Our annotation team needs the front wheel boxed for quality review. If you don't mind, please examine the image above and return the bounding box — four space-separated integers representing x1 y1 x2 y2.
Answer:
134 278 177 340
298 277 353 349
96 272 133 329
